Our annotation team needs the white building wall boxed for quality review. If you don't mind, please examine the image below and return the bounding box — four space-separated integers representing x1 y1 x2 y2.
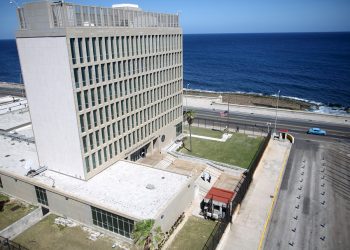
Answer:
16 37 85 179
154 177 195 232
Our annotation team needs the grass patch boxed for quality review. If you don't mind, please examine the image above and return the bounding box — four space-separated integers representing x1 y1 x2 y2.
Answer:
0 193 9 202
168 216 217 250
184 126 223 139
180 133 264 168
0 198 36 230
14 214 123 250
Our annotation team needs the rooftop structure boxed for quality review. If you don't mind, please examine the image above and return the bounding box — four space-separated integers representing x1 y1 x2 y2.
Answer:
17 1 179 32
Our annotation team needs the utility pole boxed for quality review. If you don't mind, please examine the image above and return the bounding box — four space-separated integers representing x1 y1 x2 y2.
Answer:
274 90 280 134
185 83 189 113
226 99 229 134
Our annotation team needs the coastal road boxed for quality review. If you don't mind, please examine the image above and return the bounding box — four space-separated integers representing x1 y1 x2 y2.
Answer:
264 138 350 249
189 107 350 141
0 84 26 98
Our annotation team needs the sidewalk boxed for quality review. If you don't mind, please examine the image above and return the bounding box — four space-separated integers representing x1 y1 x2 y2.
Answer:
219 139 291 250
185 95 350 126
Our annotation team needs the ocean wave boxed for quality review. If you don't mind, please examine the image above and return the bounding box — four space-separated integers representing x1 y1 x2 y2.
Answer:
185 87 350 115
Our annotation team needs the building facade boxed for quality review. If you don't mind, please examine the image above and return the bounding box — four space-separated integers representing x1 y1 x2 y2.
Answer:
16 1 183 180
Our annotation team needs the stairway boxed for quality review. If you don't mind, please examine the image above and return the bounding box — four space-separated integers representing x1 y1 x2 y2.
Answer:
154 154 177 169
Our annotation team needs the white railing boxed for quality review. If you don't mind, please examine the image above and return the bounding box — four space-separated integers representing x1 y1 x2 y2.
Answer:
17 3 179 30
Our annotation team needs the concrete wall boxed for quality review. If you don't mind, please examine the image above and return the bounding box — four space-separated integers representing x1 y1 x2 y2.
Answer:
46 191 92 226
0 207 43 239
154 177 195 232
0 174 37 204
16 37 85 179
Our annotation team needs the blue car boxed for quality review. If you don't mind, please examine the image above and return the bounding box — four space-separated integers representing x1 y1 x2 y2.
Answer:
307 128 326 136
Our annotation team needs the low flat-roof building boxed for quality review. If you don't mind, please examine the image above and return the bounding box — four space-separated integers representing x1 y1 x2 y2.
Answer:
0 129 194 238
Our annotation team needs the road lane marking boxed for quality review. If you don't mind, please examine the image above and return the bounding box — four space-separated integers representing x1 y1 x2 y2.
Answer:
258 147 291 250
195 113 350 136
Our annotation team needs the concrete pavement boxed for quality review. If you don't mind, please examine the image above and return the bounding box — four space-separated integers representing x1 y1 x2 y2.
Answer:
219 139 291 250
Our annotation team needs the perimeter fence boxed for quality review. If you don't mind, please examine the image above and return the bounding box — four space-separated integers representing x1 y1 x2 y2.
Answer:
202 131 271 250
189 117 270 137
0 236 28 250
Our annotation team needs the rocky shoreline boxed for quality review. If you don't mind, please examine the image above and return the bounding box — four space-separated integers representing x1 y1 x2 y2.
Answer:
186 90 315 111
1 81 342 112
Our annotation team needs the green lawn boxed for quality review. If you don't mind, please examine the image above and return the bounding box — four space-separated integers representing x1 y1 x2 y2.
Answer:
0 195 36 230
184 126 223 139
14 214 125 250
168 216 217 250
180 133 264 168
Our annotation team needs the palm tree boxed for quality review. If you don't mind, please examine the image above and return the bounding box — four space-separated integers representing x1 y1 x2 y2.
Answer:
185 110 195 152
132 219 164 250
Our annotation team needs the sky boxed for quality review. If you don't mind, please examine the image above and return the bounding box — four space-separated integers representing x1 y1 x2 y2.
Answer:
1 0 350 39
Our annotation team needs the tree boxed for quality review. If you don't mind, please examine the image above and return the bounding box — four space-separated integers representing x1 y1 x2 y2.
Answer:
185 110 195 152
132 219 164 250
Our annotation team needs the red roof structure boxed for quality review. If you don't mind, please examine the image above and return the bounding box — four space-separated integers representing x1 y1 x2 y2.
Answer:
279 129 289 133
205 187 235 204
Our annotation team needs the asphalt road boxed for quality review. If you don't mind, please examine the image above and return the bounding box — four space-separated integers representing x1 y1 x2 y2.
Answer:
190 107 350 141
264 137 350 249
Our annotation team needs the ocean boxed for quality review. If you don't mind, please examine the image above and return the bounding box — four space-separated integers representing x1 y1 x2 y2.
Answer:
1 32 350 113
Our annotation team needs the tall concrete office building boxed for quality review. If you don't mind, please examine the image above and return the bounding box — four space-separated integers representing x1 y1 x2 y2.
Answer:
16 1 183 180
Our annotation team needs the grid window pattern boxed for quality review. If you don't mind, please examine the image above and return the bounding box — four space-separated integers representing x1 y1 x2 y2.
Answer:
35 186 49 206
70 33 183 174
91 206 134 238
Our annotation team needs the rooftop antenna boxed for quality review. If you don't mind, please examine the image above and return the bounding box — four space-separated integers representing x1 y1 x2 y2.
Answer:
9 0 20 8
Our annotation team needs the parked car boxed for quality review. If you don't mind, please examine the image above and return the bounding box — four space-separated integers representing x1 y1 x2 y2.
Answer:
307 128 326 136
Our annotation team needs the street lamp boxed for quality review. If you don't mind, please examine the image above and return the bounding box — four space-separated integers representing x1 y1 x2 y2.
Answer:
274 90 280 134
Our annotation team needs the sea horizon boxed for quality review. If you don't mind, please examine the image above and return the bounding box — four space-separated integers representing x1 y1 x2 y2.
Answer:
1 32 349 114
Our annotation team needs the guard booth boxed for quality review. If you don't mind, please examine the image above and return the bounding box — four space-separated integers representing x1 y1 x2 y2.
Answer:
275 129 294 143
202 187 235 220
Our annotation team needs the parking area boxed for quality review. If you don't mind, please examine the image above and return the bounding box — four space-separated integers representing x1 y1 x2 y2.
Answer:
264 137 350 249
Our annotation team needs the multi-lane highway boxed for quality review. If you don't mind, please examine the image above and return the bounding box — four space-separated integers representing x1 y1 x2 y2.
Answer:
190 107 350 141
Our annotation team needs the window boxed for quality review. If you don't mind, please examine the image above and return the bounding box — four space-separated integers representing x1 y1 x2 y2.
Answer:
70 38 76 64
77 92 82 111
85 156 90 173
92 37 97 61
83 136 88 153
95 65 99 83
91 206 134 238
99 37 103 60
35 186 48 206
81 67 86 86
74 68 79 88
88 66 93 85
89 133 94 150
84 90 89 109
80 114 85 132
92 152 96 169
85 38 90 62
78 38 83 63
